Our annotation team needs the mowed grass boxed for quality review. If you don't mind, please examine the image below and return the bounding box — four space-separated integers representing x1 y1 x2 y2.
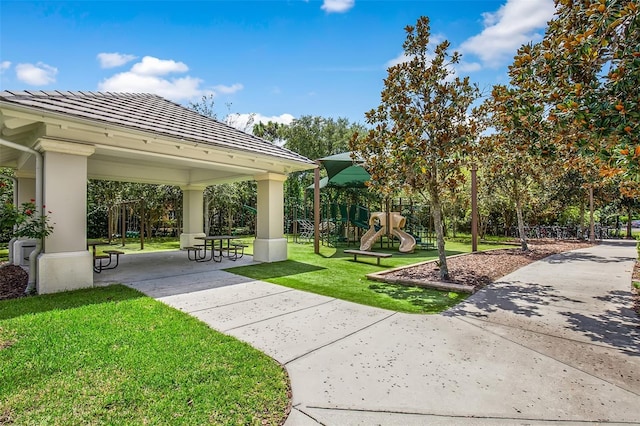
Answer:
92 237 181 255
0 285 289 425
228 239 507 314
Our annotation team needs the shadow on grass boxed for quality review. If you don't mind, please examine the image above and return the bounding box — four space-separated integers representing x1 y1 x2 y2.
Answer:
231 260 326 280
0 284 144 321
368 282 468 314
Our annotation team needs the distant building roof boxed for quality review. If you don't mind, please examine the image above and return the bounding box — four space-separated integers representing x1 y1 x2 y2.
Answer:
0 90 313 166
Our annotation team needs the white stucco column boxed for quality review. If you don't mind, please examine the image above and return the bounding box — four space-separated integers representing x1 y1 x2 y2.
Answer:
254 173 287 262
180 186 206 248
35 139 95 294
15 174 36 205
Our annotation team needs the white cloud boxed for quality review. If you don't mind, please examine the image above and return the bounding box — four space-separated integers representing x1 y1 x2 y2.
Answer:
98 72 206 100
130 56 189 76
97 52 137 68
386 52 412 68
212 83 243 95
97 55 232 102
458 61 482 73
15 62 57 86
321 0 354 13
459 0 555 68
1 61 11 72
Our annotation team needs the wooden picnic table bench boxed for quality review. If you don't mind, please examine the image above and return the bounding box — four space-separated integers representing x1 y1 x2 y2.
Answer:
344 249 392 265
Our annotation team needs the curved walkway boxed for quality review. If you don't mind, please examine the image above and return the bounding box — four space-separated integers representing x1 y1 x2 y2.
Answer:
124 241 639 425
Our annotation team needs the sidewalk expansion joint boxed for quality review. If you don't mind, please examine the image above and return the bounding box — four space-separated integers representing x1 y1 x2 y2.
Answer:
184 288 296 314
223 298 338 332
303 404 640 424
290 405 325 425
283 311 397 366
454 316 640 397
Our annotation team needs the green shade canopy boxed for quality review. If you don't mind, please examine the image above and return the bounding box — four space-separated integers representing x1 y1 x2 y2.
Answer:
313 151 369 189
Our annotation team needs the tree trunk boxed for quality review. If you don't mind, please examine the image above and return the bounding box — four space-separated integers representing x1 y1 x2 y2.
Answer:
515 197 528 251
514 180 528 251
430 195 449 281
589 185 595 243
626 204 632 239
578 198 585 239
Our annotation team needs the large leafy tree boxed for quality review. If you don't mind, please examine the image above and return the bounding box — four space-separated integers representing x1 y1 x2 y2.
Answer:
275 115 366 215
350 16 481 280
532 0 639 196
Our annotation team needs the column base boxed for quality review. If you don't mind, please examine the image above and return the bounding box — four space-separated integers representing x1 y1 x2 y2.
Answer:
37 251 94 294
180 233 206 249
12 238 37 266
253 238 287 262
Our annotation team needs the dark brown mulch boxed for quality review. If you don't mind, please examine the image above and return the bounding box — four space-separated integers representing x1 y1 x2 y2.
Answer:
0 264 28 301
384 240 595 290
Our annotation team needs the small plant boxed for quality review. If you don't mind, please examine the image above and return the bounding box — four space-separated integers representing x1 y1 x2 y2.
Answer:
0 200 54 239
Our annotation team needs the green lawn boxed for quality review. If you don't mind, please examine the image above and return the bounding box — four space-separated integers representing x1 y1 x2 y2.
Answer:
0 285 289 425
228 239 507 314
92 237 181 255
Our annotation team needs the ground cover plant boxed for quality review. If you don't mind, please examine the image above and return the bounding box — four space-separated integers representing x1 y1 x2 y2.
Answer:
0 285 289 425
228 240 507 314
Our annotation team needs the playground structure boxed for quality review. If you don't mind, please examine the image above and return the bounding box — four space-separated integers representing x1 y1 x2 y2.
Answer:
288 200 434 252
360 212 416 253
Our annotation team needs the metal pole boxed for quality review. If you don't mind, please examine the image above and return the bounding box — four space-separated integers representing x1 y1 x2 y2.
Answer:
314 164 320 254
471 164 478 252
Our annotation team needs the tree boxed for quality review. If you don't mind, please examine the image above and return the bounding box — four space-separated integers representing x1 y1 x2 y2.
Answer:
350 16 481 280
283 115 363 160
532 0 639 197
253 121 286 144
481 43 559 251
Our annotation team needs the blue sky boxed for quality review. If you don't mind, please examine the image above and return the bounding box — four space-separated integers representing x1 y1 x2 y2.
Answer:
0 0 556 129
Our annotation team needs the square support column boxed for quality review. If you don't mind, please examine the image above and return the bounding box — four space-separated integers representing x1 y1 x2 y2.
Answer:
36 139 95 294
16 175 36 205
254 173 287 262
180 186 206 248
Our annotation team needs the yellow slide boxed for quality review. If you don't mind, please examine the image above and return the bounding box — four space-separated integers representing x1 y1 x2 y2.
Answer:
360 225 386 251
358 211 416 253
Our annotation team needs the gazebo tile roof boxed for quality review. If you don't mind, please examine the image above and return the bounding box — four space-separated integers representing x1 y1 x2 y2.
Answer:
0 90 313 165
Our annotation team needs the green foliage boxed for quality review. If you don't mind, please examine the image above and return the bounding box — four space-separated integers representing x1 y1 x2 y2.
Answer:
349 16 481 279
0 200 53 239
528 0 640 196
0 285 288 425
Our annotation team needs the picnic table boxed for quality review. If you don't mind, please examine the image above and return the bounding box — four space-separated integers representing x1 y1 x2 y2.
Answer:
186 236 246 262
87 239 124 273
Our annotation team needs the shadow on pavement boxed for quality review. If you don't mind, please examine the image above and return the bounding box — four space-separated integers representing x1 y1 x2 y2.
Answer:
446 281 585 319
560 290 640 356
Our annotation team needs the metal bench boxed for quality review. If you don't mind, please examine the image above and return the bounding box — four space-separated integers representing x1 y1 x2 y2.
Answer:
184 246 204 261
228 242 248 260
94 250 124 273
344 249 392 265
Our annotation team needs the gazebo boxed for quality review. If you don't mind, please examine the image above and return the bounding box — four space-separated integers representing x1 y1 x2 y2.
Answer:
0 90 315 294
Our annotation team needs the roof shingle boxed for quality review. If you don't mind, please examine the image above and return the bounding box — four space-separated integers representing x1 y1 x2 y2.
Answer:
0 90 313 165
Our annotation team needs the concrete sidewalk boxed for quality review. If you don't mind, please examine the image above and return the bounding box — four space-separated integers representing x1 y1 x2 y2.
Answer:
124 241 639 425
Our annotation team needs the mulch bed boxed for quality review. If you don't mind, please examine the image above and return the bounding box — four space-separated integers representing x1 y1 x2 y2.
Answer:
0 264 28 301
383 240 595 291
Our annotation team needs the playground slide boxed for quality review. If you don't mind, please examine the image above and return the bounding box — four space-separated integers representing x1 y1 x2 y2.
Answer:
360 226 386 251
392 229 417 253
